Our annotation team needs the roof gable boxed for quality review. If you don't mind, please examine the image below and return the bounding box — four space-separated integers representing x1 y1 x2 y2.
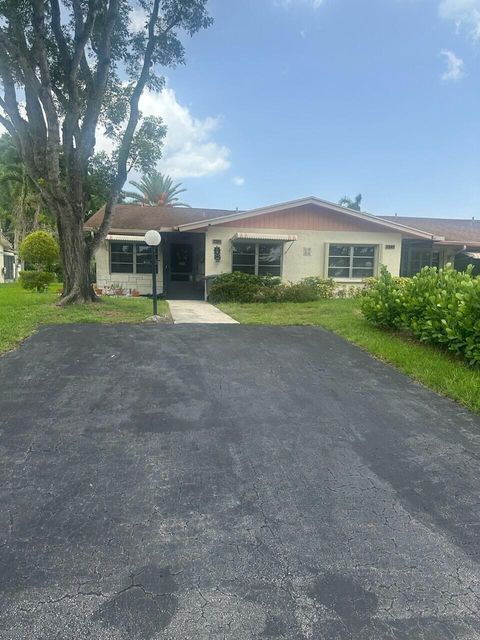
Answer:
216 203 394 233
179 197 439 239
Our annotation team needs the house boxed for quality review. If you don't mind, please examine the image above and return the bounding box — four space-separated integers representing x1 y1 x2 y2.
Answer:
0 233 16 283
379 216 480 276
85 196 479 299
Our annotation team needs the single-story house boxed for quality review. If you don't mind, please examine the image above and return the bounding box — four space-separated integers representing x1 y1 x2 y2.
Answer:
0 233 16 283
85 196 480 299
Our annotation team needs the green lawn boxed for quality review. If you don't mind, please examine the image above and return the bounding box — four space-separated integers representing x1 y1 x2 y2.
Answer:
218 299 480 414
0 282 170 354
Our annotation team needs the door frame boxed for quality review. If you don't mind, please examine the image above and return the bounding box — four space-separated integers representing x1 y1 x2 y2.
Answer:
163 232 205 300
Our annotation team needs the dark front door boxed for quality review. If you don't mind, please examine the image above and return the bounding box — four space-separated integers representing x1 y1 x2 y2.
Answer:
165 235 204 299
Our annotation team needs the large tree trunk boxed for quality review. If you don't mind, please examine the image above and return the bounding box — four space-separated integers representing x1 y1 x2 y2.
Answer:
56 207 96 305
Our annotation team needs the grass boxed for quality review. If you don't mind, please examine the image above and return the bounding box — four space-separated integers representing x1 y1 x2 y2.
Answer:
0 282 170 354
218 298 480 414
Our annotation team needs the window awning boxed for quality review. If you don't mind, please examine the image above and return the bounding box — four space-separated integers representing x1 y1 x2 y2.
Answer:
232 232 298 242
106 234 145 242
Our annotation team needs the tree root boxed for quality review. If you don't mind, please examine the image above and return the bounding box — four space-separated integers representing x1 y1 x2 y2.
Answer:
56 285 100 307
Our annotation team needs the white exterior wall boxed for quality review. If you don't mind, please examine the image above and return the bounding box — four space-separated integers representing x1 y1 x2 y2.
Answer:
95 241 164 295
0 245 16 283
205 226 403 283
0 246 4 283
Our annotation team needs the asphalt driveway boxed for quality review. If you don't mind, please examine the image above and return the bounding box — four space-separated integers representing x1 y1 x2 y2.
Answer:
1 324 480 639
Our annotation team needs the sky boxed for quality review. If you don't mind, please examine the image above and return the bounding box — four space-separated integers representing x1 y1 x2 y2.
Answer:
131 0 480 219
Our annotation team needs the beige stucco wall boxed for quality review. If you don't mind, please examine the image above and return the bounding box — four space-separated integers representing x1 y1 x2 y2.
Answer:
94 241 164 295
205 226 403 283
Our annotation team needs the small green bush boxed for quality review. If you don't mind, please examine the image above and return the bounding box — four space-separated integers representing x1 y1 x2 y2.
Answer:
19 270 55 292
19 231 59 271
209 272 265 303
360 266 407 328
300 276 335 299
253 282 319 303
361 265 480 365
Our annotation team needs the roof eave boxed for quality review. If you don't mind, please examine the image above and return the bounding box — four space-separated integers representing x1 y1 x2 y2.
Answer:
85 226 178 234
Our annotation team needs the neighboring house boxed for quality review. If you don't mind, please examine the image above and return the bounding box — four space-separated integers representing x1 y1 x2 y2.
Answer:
0 233 17 283
86 196 445 299
380 216 480 276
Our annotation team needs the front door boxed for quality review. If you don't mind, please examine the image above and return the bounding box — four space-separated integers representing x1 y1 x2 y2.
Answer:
166 236 204 299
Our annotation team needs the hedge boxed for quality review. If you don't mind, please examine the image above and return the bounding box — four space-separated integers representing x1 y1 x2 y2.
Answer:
19 270 55 292
361 265 480 366
208 272 335 304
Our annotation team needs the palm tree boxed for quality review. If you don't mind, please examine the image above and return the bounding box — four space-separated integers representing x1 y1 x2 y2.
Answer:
339 194 362 212
0 164 43 249
124 171 190 207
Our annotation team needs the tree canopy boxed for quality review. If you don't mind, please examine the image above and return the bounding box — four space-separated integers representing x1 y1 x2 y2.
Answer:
124 171 190 207
339 194 363 212
0 0 212 303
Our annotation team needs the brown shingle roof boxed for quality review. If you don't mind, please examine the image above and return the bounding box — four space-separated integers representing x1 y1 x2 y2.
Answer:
379 216 480 243
85 204 239 232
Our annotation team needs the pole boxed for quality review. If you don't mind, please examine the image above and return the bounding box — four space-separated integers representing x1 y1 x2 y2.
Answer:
152 245 158 316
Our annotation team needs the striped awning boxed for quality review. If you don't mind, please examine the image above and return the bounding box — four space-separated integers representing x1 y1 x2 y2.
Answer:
232 232 297 242
106 234 145 242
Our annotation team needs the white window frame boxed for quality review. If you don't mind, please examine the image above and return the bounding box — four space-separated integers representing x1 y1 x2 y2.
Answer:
231 241 283 277
325 243 378 280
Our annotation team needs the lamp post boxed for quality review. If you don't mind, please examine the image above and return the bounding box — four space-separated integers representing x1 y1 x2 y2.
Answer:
144 230 162 317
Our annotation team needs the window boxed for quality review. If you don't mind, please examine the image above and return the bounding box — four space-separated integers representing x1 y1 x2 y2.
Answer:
110 242 134 273
232 242 282 277
406 247 440 276
110 242 157 274
135 244 155 274
328 245 376 279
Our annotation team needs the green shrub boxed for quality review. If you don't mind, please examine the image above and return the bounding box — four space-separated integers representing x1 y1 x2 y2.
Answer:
209 272 325 303
361 275 409 296
360 266 407 328
361 265 480 365
19 270 55 292
209 272 265 303
19 231 59 271
300 276 335 299
400 265 480 365
253 281 319 303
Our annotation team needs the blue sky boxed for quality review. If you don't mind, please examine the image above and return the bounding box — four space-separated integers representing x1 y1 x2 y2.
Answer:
139 0 480 218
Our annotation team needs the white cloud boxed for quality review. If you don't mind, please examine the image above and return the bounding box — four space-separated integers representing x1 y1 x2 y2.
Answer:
130 6 148 32
438 0 480 39
96 86 231 179
440 49 466 80
233 176 245 186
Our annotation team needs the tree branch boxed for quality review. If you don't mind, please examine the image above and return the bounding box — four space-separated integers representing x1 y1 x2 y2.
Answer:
91 0 163 254
79 0 120 164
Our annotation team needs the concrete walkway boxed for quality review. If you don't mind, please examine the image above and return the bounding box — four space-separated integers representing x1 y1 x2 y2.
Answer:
167 299 238 324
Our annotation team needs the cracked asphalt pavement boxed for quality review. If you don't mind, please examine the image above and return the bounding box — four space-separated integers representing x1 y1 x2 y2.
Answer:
1 324 480 639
